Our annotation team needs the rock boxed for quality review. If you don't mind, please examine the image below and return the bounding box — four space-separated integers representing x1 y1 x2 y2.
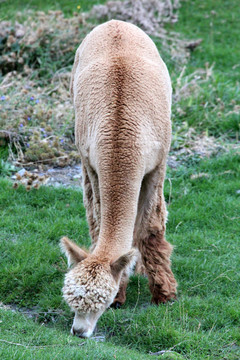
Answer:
17 168 26 177
53 182 61 188
15 28 25 38
167 156 179 169
73 174 81 179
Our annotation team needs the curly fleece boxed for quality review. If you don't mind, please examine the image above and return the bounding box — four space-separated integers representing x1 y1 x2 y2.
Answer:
63 261 118 312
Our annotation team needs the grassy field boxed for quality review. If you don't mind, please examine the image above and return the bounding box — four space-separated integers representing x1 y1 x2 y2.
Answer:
0 0 239 359
1 152 239 359
170 0 240 139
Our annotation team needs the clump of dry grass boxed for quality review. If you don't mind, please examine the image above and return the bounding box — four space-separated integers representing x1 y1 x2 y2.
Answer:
0 10 93 167
90 0 180 29
0 67 80 167
89 0 194 66
173 63 215 103
0 10 89 76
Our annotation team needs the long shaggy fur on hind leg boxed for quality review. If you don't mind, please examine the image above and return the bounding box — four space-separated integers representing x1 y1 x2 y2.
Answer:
141 232 177 304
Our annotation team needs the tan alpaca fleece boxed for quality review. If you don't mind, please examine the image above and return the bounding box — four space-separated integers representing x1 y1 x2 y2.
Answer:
62 20 177 336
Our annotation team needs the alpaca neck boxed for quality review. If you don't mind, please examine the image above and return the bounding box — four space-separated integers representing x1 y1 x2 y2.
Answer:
92 165 143 260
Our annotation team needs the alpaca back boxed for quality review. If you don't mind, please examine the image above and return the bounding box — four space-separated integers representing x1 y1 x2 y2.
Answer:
71 20 172 175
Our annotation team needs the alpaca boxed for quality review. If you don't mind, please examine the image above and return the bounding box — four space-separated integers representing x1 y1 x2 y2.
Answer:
61 19 177 338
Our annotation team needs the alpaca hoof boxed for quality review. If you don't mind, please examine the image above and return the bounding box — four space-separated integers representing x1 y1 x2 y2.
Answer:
111 301 122 309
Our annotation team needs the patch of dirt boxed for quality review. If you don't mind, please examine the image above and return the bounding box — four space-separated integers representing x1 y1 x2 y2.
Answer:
168 133 229 168
45 165 82 187
12 164 82 188
0 302 65 323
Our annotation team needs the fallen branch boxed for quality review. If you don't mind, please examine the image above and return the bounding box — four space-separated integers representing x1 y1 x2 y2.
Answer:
149 339 189 356
149 349 174 355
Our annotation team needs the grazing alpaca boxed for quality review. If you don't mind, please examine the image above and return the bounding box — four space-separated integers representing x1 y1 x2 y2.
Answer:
61 19 177 338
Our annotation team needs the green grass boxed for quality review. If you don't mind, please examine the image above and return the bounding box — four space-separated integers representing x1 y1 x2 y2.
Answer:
0 0 106 20
169 0 240 139
173 0 240 73
0 152 239 359
0 147 17 176
0 308 160 360
0 183 89 309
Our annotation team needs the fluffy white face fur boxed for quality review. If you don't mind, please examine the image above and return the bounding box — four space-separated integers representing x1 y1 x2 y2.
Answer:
60 237 136 338
62 261 119 337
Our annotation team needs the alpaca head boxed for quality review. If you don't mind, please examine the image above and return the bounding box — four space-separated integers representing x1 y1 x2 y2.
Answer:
60 237 136 338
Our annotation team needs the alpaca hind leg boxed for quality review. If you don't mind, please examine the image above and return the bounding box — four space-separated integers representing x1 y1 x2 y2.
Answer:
140 229 177 304
137 167 177 304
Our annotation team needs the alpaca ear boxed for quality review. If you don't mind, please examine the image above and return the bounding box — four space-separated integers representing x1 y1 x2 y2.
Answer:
60 237 88 267
110 249 137 280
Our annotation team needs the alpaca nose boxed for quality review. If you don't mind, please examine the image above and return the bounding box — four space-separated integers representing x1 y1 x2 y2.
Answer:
71 326 90 338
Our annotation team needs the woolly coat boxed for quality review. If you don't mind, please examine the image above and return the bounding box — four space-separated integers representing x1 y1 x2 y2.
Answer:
70 20 172 260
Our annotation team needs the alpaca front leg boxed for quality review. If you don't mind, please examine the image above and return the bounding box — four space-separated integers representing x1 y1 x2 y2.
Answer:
82 163 100 250
140 230 177 304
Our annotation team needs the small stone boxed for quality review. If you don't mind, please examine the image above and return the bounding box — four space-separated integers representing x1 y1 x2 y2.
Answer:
15 29 25 38
17 168 26 177
54 182 61 188
167 157 179 169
